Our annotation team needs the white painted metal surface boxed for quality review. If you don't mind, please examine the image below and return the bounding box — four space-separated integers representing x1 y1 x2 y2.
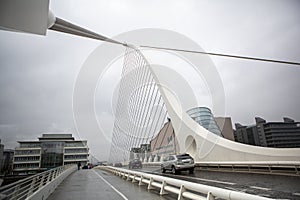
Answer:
196 161 300 176
149 63 300 162
0 165 76 200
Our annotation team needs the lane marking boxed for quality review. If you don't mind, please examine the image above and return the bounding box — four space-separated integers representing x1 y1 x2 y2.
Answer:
250 186 271 191
92 169 128 200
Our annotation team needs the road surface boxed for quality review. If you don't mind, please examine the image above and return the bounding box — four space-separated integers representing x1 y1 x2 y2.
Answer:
48 168 176 200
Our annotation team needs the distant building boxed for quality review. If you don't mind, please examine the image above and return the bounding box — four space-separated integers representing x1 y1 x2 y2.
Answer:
235 117 300 148
2 149 14 175
0 140 4 174
13 133 89 175
129 144 151 161
149 119 179 162
148 108 235 162
215 117 235 141
187 107 223 137
234 124 260 146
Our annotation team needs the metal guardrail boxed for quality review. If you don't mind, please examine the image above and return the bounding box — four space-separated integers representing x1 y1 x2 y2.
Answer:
103 166 273 200
142 161 300 176
0 165 76 200
195 161 300 176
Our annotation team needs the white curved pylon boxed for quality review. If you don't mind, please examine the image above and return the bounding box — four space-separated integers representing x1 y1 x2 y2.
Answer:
149 65 300 162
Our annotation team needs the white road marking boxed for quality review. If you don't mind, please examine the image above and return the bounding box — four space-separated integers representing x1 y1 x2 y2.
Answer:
92 169 128 200
250 186 271 191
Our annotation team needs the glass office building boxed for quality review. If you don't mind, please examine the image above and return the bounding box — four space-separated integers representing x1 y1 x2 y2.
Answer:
187 107 223 137
13 134 89 175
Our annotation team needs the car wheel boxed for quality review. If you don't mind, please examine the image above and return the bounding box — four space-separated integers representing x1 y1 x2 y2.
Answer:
172 166 177 174
189 168 194 174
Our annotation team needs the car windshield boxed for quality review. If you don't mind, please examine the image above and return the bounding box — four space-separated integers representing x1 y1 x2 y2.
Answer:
176 154 192 159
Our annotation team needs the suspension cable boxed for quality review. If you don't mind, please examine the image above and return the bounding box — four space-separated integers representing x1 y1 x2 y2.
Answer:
140 45 300 66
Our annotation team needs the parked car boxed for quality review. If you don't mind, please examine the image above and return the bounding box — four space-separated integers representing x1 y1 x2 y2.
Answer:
161 153 195 174
82 165 89 169
129 159 142 169
114 163 123 167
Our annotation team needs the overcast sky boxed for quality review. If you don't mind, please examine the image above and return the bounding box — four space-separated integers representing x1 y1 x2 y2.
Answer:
0 0 300 161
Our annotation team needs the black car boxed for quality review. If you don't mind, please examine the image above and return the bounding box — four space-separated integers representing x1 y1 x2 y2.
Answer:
82 165 89 169
114 163 123 167
128 159 142 169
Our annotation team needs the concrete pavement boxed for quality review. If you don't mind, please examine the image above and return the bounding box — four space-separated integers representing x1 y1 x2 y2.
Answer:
48 166 300 200
47 168 174 200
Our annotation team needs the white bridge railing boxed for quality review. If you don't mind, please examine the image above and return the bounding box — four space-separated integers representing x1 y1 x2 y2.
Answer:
0 165 76 200
196 161 300 176
142 161 300 176
102 166 272 200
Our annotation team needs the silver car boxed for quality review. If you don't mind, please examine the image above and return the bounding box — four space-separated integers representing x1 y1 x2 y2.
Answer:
161 153 195 174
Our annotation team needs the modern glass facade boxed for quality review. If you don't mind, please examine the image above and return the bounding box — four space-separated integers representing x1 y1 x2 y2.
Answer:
41 141 64 169
187 107 223 137
13 134 89 174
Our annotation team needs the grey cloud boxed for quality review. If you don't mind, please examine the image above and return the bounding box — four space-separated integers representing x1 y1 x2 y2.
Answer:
1 0 300 161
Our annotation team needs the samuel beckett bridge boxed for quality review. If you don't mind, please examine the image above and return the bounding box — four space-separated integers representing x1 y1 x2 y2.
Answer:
1 1 300 200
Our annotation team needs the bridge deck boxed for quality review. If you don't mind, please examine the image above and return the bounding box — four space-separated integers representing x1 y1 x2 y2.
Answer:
47 167 300 200
47 168 172 200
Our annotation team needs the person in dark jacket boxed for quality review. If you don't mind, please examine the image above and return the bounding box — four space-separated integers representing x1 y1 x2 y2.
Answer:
77 162 81 170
